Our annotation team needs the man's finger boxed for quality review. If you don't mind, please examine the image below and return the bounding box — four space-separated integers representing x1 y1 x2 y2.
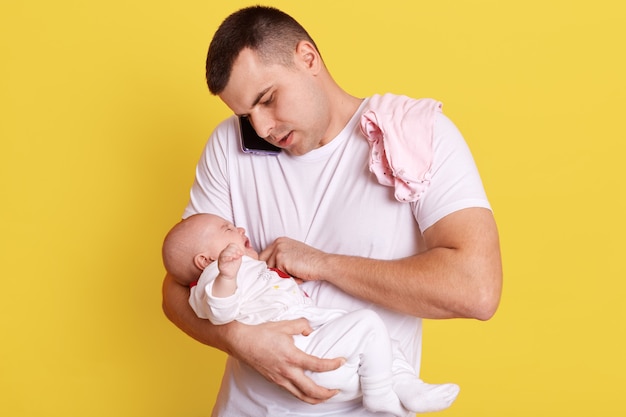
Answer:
302 355 346 373
281 376 340 405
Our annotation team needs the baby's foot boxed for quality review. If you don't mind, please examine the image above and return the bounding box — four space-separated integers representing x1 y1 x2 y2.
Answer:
394 381 460 413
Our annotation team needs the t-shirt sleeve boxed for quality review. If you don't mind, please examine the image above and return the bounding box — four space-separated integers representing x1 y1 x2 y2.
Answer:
182 117 237 221
414 112 491 233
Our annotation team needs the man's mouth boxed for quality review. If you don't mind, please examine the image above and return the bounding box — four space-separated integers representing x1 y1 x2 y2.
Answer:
276 131 292 146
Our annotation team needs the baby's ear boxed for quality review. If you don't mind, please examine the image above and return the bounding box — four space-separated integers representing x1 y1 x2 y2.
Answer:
194 253 212 271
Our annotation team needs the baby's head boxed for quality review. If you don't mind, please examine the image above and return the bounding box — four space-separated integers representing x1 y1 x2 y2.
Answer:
162 213 258 285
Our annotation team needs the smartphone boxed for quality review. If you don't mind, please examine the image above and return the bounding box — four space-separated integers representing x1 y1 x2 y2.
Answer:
238 116 281 155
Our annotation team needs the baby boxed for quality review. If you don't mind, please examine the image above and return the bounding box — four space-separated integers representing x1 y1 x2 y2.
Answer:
162 213 460 416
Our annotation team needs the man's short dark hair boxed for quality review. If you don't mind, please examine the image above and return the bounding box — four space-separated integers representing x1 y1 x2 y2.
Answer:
206 6 319 95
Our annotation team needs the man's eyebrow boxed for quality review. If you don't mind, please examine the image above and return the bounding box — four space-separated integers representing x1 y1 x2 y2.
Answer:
251 87 272 108
235 87 272 117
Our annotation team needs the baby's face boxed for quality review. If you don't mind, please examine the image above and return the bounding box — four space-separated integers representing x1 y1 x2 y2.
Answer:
202 215 258 261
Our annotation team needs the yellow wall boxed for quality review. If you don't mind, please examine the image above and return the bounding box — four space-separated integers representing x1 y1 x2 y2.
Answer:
1 0 624 415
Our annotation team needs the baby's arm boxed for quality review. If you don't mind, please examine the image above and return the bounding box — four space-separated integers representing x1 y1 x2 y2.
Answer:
211 243 243 298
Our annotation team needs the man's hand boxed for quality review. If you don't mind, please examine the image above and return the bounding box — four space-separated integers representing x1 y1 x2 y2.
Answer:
226 318 344 404
260 237 326 282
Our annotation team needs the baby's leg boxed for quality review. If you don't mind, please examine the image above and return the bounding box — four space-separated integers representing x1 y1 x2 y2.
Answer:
393 379 460 413
299 309 406 416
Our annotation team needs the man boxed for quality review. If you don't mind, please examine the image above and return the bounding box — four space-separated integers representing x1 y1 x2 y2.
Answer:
162 5 502 416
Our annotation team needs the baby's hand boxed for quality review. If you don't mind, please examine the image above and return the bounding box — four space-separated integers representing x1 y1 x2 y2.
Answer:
218 243 244 279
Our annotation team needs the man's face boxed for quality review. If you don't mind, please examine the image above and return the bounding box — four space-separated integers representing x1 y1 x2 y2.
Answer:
218 47 332 156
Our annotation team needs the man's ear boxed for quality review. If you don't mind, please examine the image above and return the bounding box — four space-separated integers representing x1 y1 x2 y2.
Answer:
194 253 212 271
295 40 322 74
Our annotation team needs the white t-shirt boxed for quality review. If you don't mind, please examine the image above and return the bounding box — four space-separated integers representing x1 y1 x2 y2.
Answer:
184 97 490 416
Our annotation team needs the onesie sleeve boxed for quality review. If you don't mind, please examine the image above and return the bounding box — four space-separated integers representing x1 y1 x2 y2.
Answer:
414 112 491 233
203 291 242 326
188 265 242 325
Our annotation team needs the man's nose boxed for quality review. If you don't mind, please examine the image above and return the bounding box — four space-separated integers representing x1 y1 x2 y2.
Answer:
250 112 274 139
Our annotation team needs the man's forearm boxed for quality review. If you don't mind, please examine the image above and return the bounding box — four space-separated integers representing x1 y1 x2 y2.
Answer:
162 273 237 354
317 208 502 320
319 250 498 319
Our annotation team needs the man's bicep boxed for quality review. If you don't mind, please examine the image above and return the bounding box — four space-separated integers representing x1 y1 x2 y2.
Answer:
423 207 499 250
423 207 503 319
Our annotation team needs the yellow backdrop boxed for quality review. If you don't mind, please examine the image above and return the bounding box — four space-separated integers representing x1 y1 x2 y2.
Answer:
1 0 624 416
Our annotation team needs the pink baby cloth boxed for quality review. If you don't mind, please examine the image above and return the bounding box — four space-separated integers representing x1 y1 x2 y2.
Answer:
360 94 442 202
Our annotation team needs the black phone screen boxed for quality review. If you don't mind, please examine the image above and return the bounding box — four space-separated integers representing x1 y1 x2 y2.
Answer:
238 116 281 155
